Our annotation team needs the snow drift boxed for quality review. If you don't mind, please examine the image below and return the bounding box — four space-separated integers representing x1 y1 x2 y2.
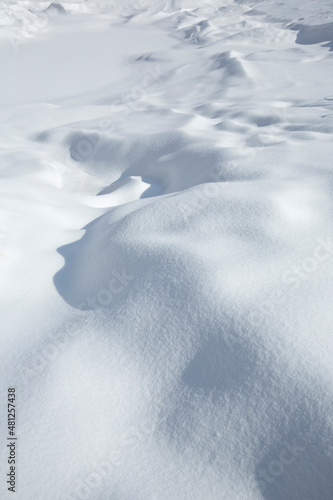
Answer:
0 1 333 499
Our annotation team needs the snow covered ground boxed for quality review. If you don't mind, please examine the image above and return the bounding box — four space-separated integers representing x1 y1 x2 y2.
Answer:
1 1 333 498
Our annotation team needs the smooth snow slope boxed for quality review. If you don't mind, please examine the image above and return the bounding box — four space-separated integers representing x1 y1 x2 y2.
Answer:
0 1 333 499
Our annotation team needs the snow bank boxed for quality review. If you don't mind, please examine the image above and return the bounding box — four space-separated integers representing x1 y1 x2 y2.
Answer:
1 1 333 499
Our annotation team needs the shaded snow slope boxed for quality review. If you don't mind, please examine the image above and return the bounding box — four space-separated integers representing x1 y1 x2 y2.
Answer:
1 1 333 499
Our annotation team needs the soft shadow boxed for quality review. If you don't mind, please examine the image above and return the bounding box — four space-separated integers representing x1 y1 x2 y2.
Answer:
295 22 333 51
255 406 333 500
54 213 134 311
182 333 257 391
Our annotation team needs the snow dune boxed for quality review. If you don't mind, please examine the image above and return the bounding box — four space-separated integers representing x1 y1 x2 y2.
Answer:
0 1 333 499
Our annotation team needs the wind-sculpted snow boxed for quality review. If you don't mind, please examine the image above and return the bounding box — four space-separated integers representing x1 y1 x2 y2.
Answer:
295 22 333 50
1 1 333 499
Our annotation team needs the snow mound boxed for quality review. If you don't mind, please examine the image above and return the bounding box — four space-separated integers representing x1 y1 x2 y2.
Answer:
43 3 66 16
1 1 333 499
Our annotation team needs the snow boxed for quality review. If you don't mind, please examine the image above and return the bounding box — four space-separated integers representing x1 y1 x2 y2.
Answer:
0 1 333 499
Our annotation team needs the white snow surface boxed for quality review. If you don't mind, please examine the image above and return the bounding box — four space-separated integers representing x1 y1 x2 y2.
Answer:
1 1 333 499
